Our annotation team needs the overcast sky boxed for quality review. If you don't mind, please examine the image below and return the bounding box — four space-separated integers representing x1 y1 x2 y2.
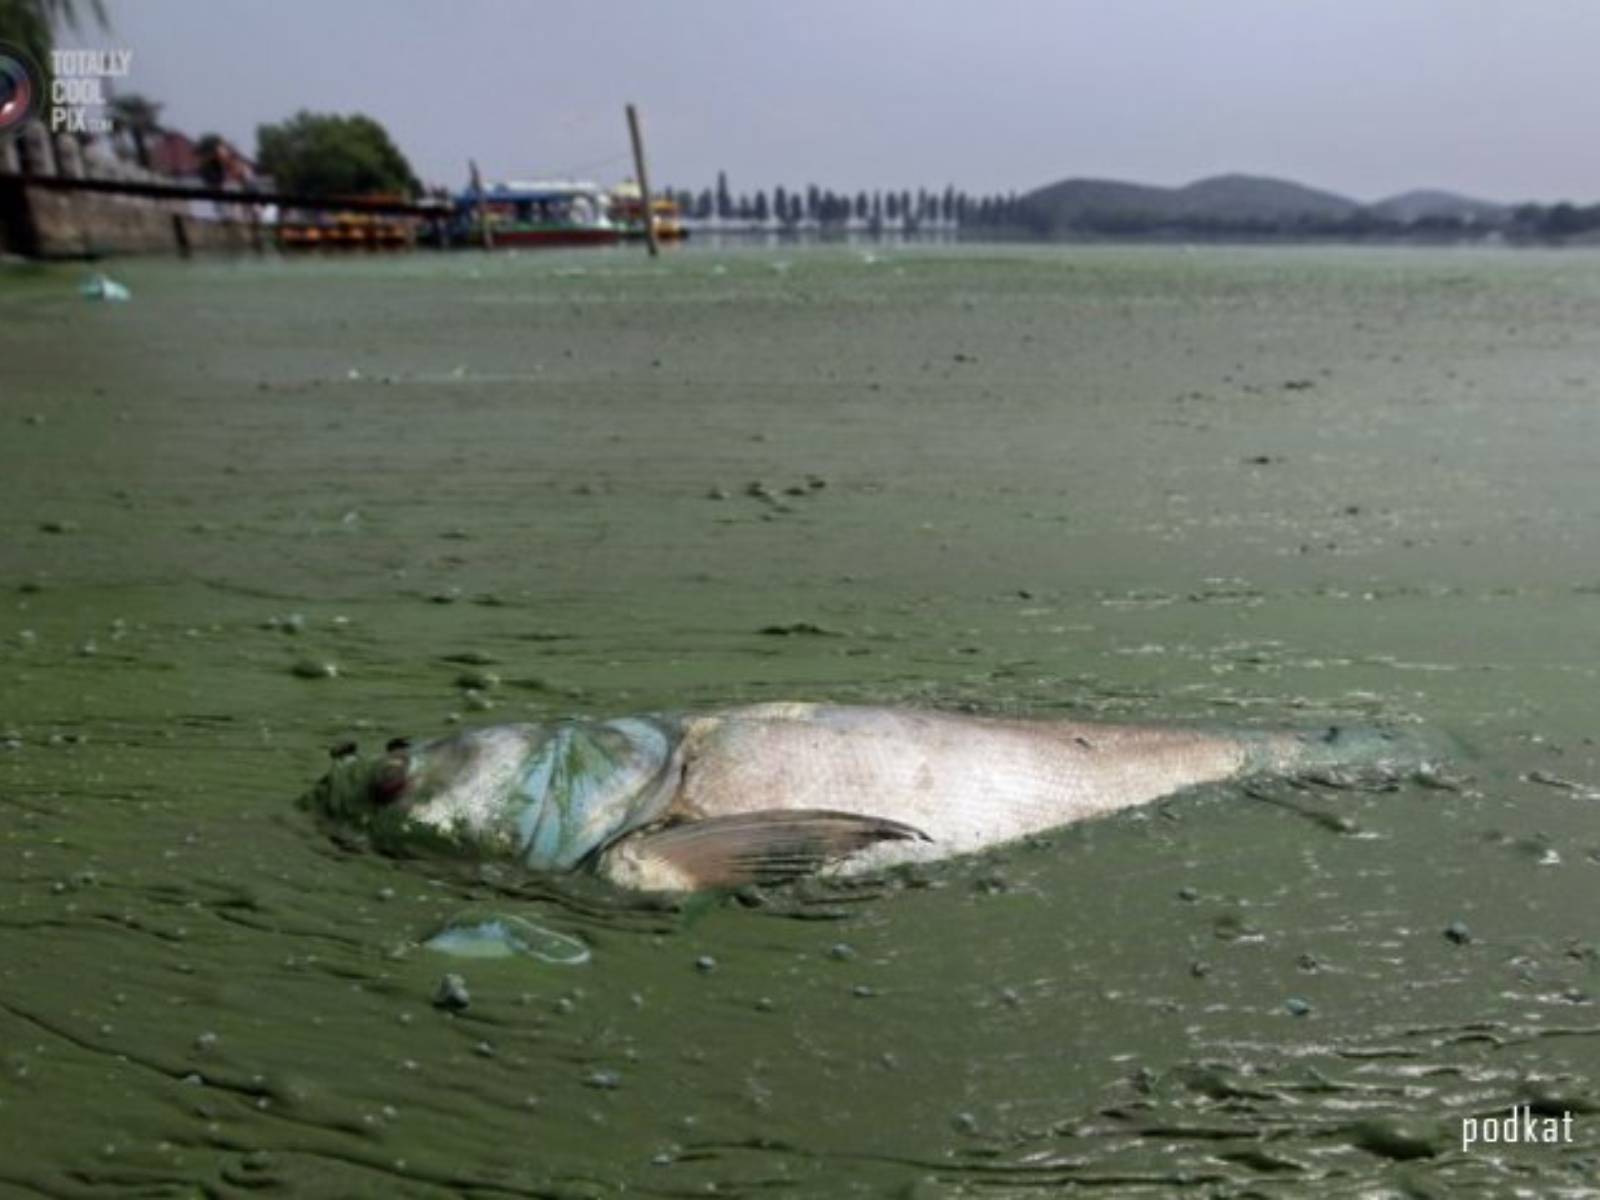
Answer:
60 1 1600 203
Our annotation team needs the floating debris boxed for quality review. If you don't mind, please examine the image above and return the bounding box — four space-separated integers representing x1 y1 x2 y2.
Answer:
424 912 590 965
80 273 131 302
1526 769 1589 792
432 973 471 1011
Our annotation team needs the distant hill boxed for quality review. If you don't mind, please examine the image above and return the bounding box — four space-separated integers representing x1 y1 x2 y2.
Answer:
1018 172 1362 232
1369 189 1508 224
1169 174 1359 220
1012 172 1511 235
1020 176 1178 222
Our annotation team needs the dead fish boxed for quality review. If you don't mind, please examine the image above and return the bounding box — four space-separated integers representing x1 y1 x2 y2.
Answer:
300 703 1429 891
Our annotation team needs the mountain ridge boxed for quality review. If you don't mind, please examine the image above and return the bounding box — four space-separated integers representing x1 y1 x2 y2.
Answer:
1017 172 1507 230
1368 188 1509 223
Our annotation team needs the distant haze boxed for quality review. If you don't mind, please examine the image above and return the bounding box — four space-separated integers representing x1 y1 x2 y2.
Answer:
62 0 1600 203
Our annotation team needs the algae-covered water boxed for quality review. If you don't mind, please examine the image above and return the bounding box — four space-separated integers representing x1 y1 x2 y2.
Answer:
4 243 1600 1197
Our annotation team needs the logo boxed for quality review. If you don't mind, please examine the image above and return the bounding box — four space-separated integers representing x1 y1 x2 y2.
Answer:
0 42 42 137
49 49 126 134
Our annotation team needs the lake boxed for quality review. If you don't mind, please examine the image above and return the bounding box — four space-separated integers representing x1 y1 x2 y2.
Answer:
3 242 1600 1196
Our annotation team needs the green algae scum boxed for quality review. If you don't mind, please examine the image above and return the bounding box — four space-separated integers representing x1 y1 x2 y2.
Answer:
4 244 1600 1196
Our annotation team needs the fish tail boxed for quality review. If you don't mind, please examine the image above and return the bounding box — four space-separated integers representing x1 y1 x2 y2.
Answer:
1239 724 1453 778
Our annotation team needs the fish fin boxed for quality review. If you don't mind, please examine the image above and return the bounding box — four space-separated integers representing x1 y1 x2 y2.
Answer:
598 809 929 891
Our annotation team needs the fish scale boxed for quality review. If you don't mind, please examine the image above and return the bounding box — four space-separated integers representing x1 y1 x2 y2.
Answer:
301 703 1430 890
675 705 1251 857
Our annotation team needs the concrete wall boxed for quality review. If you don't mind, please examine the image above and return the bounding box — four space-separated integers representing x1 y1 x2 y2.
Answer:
13 183 262 258
2 122 262 259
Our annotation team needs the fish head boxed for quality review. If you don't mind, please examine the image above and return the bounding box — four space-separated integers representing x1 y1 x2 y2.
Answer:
299 725 552 858
298 718 681 868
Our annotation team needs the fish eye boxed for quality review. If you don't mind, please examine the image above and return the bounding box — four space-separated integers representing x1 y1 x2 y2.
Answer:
386 736 412 752
370 756 409 806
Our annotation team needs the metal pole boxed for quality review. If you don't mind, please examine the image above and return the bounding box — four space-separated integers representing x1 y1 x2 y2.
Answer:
625 104 659 257
469 158 493 250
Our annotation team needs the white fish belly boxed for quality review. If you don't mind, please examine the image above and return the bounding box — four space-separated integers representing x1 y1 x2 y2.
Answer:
673 704 1248 859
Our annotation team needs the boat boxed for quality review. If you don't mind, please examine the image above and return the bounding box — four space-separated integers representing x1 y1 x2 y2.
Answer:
451 180 620 247
608 181 688 241
276 192 426 251
277 211 415 251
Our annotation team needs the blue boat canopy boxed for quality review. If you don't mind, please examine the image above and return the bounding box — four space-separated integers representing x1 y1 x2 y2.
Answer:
455 180 606 205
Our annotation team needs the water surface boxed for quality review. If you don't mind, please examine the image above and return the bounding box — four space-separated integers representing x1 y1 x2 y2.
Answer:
4 243 1600 1196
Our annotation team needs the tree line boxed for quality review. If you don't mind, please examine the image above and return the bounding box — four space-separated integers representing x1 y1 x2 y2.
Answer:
990 205 1600 241
664 173 1600 241
662 171 1022 228
1509 202 1600 240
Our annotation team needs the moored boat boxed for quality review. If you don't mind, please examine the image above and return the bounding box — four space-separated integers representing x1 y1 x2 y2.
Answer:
608 181 688 241
277 193 422 251
452 179 620 247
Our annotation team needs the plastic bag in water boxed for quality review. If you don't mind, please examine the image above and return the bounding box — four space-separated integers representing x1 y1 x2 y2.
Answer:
80 273 131 302
423 910 590 965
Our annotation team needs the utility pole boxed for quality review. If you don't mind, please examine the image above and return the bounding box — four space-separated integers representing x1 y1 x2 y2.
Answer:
468 158 493 250
625 103 659 257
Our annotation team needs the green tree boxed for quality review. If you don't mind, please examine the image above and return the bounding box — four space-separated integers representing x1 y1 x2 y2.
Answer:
0 0 106 85
107 92 162 169
255 110 419 198
1544 202 1585 238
